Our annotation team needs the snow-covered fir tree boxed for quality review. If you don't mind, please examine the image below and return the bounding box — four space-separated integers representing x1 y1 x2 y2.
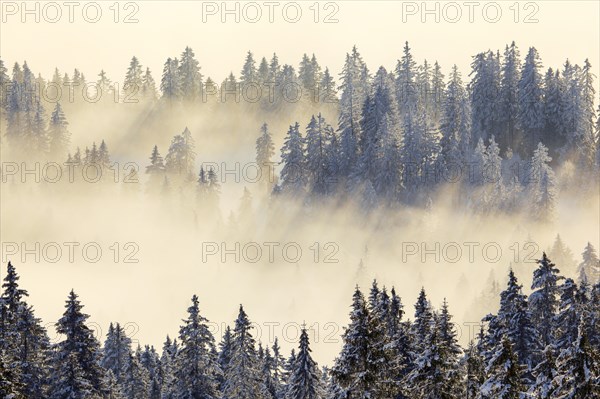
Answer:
479 336 525 399
49 290 105 399
279 122 306 195
285 328 323 399
223 305 265 399
170 295 221 398
529 253 564 347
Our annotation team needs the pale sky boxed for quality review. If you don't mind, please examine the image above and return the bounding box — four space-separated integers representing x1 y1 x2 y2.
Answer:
2 1 599 87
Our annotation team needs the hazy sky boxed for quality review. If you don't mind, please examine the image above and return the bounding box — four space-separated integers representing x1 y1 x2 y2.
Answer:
2 1 599 86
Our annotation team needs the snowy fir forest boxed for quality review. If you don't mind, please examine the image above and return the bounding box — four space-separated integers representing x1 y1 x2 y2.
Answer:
1 42 599 215
1 248 600 398
1 40 600 398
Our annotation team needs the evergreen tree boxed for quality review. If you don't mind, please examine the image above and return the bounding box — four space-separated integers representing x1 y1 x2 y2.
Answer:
319 68 337 103
542 68 565 153
499 42 521 153
469 52 501 146
529 253 564 347
97 69 114 102
395 41 418 116
484 269 540 371
141 67 158 100
439 65 470 169
240 51 257 89
178 47 203 102
223 305 265 399
124 56 143 98
436 300 464 396
548 235 577 279
171 295 220 398
271 338 285 398
103 370 125 399
411 288 434 353
406 316 450 399
160 336 178 399
530 345 557 399
463 338 485 399
285 328 323 399
217 326 233 391
528 143 556 221
50 290 105 399
6 62 24 151
280 123 306 195
147 145 166 174
0 58 9 112
572 59 597 168
256 123 276 195
98 140 111 170
330 286 382 398
305 113 335 196
337 46 370 180
165 127 196 176
578 242 599 284
47 103 70 159
31 99 48 154
479 337 525 399
0 262 50 399
518 47 544 155
101 322 132 386
122 351 150 399
161 58 181 101
552 317 600 398
554 278 580 352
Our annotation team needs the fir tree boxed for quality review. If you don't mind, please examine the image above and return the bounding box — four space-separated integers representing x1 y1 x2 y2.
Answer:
479 336 525 399
223 305 265 399
178 47 202 102
499 41 521 153
528 143 557 221
285 328 323 399
305 113 335 196
552 317 600 398
161 58 181 101
122 351 149 399
171 295 221 398
529 345 557 399
47 103 70 159
280 123 306 195
141 67 158 100
50 290 105 399
578 242 599 284
439 65 470 169
518 47 544 154
256 123 276 195
124 56 143 99
101 322 132 386
529 253 564 347
330 286 383 398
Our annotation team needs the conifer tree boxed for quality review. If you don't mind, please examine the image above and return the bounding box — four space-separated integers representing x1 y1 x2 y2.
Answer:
552 317 600 398
280 123 306 195
50 290 105 399
285 328 323 399
223 305 265 399
48 103 70 159
256 123 276 195
529 253 564 347
178 47 203 102
479 336 525 399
